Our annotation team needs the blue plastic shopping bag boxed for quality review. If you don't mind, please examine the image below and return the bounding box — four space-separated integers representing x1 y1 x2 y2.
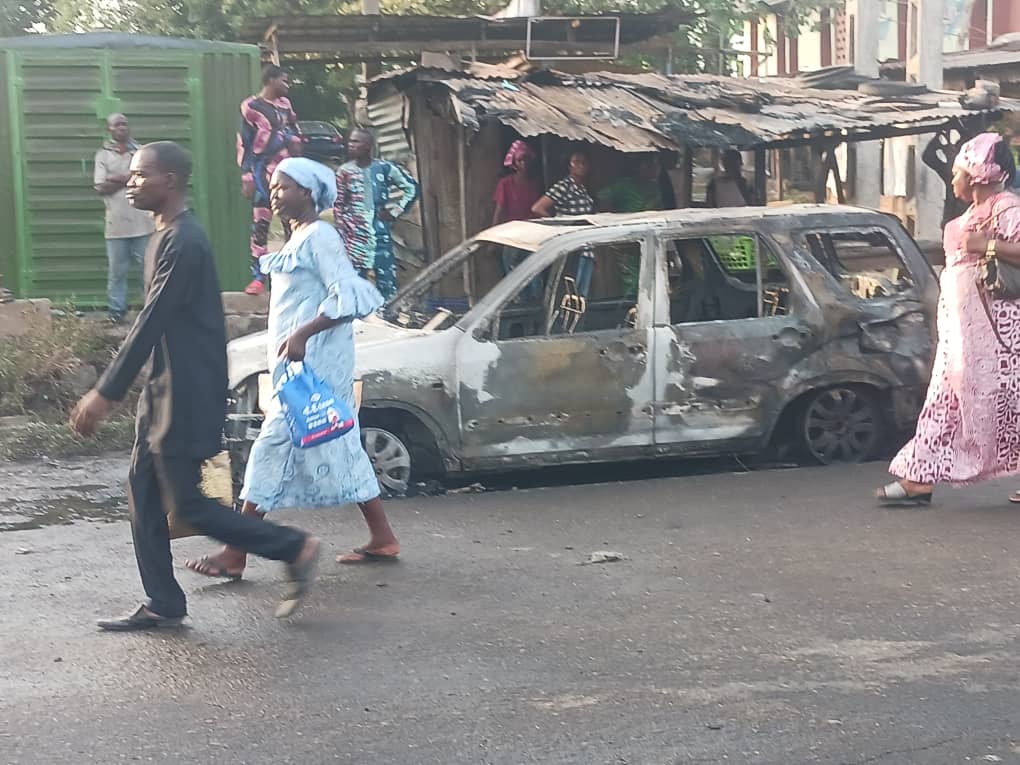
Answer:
274 361 355 448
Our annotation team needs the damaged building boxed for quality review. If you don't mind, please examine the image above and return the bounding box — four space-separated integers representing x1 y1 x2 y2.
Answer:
363 62 1020 275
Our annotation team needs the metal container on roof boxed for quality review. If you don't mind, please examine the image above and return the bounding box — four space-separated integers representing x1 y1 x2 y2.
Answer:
0 32 260 303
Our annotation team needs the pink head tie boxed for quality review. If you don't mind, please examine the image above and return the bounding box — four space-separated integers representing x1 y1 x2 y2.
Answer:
503 139 534 168
953 132 1009 186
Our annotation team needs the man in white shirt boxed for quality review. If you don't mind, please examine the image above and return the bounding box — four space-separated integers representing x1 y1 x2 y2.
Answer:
94 114 155 323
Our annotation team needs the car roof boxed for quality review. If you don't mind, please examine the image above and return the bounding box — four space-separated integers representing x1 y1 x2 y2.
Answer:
299 120 337 131
478 204 889 251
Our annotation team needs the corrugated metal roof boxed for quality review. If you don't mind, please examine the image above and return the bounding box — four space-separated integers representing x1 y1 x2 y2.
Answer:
366 89 412 162
881 39 1020 78
443 78 675 152
385 68 1020 151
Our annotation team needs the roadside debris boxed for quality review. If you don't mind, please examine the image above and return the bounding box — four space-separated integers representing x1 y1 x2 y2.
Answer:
579 550 626 566
447 482 486 495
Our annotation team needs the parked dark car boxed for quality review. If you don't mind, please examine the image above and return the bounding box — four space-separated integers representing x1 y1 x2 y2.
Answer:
297 120 344 164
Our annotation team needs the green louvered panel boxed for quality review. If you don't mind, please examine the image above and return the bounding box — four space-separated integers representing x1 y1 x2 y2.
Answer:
0 35 259 304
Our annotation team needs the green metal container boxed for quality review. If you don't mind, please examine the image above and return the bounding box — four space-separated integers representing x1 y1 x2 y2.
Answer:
0 33 260 304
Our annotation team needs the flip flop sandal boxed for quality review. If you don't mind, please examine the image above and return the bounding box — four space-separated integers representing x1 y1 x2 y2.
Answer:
1009 491 1020 504
276 540 321 619
337 547 399 565
185 556 243 581
876 481 933 507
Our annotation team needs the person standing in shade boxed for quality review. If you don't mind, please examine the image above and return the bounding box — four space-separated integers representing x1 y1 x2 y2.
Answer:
334 128 419 301
70 141 320 630
706 149 753 207
532 150 597 295
94 113 154 323
493 140 543 299
238 65 301 297
597 154 664 298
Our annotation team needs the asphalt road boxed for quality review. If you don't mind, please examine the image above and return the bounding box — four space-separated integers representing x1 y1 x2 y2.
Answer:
4 454 1020 764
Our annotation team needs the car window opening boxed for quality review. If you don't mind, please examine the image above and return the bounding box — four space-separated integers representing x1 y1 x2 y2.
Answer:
801 229 916 300
491 241 644 341
668 235 792 324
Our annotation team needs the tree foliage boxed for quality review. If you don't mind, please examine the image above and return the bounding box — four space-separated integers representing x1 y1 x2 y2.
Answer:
40 0 841 123
1 0 55 35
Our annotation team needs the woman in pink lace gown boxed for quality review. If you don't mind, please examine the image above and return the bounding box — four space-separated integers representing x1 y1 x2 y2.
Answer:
879 133 1020 506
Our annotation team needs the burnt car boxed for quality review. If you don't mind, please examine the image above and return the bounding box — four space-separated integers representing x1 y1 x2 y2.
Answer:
225 204 937 497
297 120 345 164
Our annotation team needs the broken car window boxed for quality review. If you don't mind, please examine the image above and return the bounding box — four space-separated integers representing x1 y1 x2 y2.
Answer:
800 229 915 300
668 235 791 324
388 241 520 330
494 240 644 341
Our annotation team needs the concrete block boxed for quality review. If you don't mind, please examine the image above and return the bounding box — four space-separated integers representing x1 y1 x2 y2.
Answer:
225 314 268 341
221 291 269 317
0 299 52 338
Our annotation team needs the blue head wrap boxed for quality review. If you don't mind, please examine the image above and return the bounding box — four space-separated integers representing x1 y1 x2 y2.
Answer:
274 157 338 213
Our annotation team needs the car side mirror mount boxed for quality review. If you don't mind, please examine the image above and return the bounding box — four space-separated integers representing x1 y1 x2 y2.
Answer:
472 321 494 342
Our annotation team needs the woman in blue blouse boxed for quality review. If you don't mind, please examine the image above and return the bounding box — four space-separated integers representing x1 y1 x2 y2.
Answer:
187 157 400 580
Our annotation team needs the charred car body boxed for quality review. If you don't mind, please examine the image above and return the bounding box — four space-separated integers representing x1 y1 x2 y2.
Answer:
225 204 937 496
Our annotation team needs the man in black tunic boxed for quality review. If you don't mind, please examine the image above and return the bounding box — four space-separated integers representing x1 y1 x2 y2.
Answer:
70 141 320 630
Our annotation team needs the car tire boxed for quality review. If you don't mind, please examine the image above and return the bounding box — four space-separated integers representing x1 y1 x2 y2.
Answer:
796 385 884 465
361 425 413 498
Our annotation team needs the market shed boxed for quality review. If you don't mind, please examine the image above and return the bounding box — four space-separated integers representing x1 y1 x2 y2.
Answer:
367 64 1020 263
0 33 259 303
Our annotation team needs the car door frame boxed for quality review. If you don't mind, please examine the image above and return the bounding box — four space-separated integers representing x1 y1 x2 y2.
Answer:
453 227 659 469
650 220 825 452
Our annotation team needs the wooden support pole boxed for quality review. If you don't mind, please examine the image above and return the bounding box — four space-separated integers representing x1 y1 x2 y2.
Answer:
813 145 828 203
827 147 846 204
678 145 693 208
753 147 767 206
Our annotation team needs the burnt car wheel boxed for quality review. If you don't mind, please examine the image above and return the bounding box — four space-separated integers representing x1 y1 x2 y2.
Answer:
361 426 412 498
797 386 883 464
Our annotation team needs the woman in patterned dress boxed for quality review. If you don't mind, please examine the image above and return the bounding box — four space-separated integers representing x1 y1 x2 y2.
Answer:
878 133 1020 506
186 157 401 579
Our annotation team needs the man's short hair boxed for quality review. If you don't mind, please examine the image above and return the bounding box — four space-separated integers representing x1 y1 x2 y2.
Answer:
145 141 192 185
262 64 286 85
350 127 375 144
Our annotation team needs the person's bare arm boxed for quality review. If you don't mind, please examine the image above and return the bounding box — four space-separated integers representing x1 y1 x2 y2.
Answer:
93 153 127 196
95 176 128 195
968 233 1020 265
278 314 343 362
532 195 555 218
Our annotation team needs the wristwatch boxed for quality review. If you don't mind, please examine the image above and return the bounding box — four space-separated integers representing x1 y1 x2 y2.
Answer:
987 238 998 259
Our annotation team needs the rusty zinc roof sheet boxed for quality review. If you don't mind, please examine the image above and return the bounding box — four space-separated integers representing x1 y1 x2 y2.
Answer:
442 77 676 152
389 68 1020 152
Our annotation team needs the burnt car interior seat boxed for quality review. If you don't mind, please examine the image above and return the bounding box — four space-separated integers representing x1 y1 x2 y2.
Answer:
669 239 757 324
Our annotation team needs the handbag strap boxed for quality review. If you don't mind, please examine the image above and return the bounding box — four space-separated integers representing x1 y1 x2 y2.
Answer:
974 194 1020 353
979 285 1020 354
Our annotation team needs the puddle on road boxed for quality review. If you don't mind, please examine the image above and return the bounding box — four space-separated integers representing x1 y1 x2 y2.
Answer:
0 493 128 532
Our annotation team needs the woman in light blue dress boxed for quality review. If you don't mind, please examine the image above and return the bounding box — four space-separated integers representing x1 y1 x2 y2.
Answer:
186 157 401 580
